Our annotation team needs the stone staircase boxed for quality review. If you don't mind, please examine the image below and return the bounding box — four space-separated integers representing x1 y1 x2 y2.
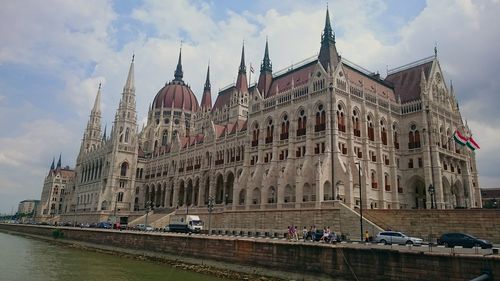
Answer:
128 210 176 229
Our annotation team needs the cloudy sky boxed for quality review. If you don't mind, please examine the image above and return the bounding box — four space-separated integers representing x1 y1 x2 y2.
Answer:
0 0 499 213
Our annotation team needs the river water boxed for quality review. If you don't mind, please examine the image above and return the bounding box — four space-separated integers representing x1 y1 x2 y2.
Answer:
0 231 229 281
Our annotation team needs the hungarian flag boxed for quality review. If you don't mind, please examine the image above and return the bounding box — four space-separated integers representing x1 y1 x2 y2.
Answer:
466 136 480 151
453 130 467 146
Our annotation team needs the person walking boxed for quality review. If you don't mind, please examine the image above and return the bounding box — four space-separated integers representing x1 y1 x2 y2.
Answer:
365 230 370 242
311 225 316 242
302 226 308 241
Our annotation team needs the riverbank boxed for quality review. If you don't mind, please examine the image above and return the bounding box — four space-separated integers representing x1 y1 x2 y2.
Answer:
0 226 331 281
1 224 499 281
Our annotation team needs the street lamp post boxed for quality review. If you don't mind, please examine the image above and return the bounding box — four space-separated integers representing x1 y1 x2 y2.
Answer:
144 201 152 227
113 195 118 228
207 196 215 234
428 184 436 209
357 162 363 241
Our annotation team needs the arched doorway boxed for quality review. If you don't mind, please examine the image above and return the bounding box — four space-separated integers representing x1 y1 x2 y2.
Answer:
323 181 332 200
284 184 295 203
267 186 276 203
186 179 193 206
239 189 246 205
178 180 185 207
414 180 426 209
252 188 261 204
215 174 224 204
225 172 234 204
442 177 452 209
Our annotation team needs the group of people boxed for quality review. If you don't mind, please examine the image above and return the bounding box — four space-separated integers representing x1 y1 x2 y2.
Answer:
287 225 340 243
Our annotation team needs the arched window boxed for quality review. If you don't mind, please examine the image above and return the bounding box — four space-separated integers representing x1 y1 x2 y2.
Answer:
367 115 374 141
371 171 377 189
280 114 289 140
266 118 274 144
162 130 168 146
119 127 123 142
120 162 128 177
352 109 360 137
384 173 390 191
380 120 387 145
297 109 307 136
252 123 259 147
393 123 399 149
315 104 326 132
409 124 421 149
337 104 346 132
125 128 130 143
117 192 124 202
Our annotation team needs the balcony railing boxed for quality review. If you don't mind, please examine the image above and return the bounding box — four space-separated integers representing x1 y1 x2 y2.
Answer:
280 132 289 140
251 140 258 147
353 129 361 137
372 182 378 189
296 128 306 137
265 137 273 144
314 123 325 132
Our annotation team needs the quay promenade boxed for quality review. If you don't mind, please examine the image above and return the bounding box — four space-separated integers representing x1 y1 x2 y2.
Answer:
0 223 498 281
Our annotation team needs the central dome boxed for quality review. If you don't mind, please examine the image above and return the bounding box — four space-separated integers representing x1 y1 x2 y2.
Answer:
152 80 199 112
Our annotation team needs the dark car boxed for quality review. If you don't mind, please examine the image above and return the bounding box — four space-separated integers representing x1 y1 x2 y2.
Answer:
306 230 340 243
96 222 112 229
437 233 492 249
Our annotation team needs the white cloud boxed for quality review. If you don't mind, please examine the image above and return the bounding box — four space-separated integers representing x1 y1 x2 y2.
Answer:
1 0 500 212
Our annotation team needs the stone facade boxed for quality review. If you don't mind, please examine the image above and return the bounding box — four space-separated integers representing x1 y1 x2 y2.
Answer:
38 8 481 223
17 199 39 215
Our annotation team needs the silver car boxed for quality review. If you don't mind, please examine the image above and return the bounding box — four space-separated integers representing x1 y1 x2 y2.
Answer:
375 231 423 245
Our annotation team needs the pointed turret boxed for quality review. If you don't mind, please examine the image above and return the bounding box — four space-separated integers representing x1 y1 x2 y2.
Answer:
123 54 135 92
92 83 102 114
201 64 212 110
56 154 61 169
102 124 107 141
174 47 183 82
258 38 273 97
235 43 248 92
318 7 340 71
50 157 55 170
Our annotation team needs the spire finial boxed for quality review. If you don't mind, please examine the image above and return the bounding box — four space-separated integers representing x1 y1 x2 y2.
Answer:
123 54 135 91
434 42 438 57
260 37 272 73
98 82 101 90
56 153 61 169
238 41 246 73
174 42 184 81
92 83 102 113
50 157 55 170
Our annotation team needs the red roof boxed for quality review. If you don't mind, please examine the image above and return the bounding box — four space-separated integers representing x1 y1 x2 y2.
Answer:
152 81 199 112
385 61 432 103
343 63 396 101
213 87 232 111
214 124 226 138
267 61 317 97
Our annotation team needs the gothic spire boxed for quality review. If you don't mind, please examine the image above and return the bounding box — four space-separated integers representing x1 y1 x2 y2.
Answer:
260 38 272 73
238 43 246 74
204 63 211 91
92 83 101 114
258 38 273 97
318 6 340 71
174 46 184 81
50 157 55 170
235 43 248 92
56 153 61 169
123 54 135 92
201 63 212 109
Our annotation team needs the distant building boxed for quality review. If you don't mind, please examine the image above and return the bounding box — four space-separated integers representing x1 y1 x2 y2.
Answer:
37 7 482 224
480 188 500 208
37 155 75 219
17 199 40 215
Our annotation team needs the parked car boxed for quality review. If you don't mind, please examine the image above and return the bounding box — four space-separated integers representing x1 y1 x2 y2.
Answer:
136 224 154 231
437 233 492 249
96 222 112 229
374 231 423 245
305 230 341 243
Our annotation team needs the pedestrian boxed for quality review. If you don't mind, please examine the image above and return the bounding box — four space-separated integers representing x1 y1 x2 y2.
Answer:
302 226 308 241
287 226 292 240
365 231 370 242
311 225 317 242
294 226 299 241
